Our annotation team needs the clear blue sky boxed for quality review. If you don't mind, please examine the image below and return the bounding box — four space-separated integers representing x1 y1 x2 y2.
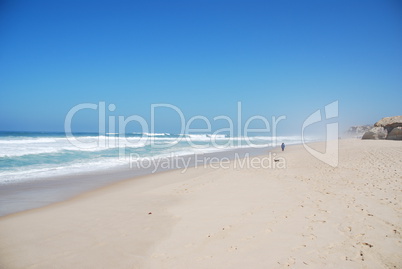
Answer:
1 0 401 135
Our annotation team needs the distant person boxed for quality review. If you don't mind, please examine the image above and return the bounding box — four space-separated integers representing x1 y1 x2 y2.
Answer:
281 143 285 151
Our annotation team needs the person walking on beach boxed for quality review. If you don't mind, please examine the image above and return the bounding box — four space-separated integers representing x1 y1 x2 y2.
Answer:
281 143 285 151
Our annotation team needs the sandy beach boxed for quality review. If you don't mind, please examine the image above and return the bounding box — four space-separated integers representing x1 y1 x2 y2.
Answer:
0 139 401 268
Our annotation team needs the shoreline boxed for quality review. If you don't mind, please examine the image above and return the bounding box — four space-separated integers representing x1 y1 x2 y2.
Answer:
0 145 274 217
0 139 401 268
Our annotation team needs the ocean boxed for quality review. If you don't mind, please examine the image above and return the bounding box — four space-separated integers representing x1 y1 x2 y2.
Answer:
0 131 310 184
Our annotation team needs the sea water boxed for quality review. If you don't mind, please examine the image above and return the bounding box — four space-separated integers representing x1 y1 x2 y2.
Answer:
0 131 310 184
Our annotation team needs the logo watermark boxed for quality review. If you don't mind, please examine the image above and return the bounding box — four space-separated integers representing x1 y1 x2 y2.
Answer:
129 152 286 174
301 101 338 167
64 101 287 152
64 101 339 171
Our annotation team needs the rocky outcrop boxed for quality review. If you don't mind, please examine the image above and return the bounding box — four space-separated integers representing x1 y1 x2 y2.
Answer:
347 125 372 137
374 116 402 132
386 127 402 140
361 127 388 140
362 116 402 140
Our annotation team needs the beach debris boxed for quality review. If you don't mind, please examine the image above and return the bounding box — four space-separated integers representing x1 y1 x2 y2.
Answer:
362 242 373 248
148 212 152 215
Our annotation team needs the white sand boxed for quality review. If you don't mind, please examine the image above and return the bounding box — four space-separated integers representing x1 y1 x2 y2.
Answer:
0 139 401 268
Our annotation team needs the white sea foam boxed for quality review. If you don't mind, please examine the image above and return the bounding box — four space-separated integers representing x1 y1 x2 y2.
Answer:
0 157 129 184
134 132 171 136
0 133 319 184
0 136 151 157
0 135 313 158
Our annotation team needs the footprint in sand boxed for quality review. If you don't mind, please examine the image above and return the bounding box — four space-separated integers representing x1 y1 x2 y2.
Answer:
265 228 272 234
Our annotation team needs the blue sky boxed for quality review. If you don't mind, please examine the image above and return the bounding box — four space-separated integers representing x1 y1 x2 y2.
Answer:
1 0 401 135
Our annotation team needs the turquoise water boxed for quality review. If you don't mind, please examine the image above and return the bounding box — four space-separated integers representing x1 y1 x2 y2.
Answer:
0 132 307 183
